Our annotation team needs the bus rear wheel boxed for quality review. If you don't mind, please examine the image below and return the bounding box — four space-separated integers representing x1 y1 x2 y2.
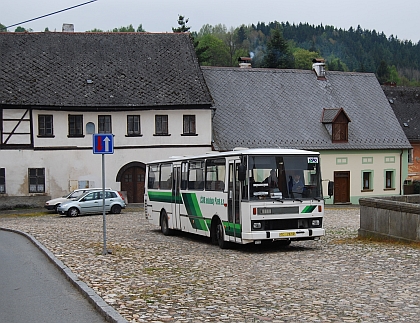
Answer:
160 211 170 236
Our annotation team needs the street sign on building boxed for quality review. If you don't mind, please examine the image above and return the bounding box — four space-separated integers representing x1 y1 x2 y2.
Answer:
93 134 114 154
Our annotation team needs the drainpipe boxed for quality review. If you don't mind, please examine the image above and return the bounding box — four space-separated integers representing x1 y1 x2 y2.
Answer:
400 149 403 195
211 107 216 151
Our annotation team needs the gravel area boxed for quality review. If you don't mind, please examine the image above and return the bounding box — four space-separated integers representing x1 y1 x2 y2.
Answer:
1 206 420 322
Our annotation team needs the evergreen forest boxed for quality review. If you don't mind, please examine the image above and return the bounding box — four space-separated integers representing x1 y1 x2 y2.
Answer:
2 18 419 86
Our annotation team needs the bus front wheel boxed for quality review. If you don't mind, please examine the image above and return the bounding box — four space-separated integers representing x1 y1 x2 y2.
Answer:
216 221 228 249
160 211 170 236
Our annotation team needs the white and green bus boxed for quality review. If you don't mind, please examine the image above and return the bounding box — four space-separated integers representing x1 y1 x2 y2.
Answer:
144 148 329 249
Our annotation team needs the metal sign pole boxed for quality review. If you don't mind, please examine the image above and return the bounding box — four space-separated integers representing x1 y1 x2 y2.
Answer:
93 133 113 255
102 153 107 255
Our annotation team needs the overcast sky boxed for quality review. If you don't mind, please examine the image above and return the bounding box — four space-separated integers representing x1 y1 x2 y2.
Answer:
2 0 419 43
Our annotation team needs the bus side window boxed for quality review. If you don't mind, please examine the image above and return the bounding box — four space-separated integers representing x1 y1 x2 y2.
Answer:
189 160 205 191
205 158 226 191
148 166 159 189
160 164 172 190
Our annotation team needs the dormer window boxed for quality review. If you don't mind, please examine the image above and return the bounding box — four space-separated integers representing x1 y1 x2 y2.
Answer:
332 122 348 142
321 108 351 143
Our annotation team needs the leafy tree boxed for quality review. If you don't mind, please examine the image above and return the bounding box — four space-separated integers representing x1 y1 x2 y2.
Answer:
112 24 135 32
190 31 209 65
196 34 230 66
376 60 390 84
86 28 104 32
15 26 26 32
389 65 401 84
172 15 190 33
247 29 267 67
87 24 145 33
197 24 213 37
327 56 348 71
292 48 319 69
237 25 247 44
211 24 228 36
262 27 294 69
0 23 7 32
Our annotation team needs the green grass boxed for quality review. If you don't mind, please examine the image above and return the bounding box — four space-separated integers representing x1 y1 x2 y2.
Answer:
0 210 51 218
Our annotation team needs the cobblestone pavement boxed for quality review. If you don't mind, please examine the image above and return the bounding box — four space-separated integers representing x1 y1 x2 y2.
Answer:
1 207 420 323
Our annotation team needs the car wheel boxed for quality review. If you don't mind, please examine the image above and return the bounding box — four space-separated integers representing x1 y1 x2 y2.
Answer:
68 207 79 217
54 204 60 213
111 204 121 214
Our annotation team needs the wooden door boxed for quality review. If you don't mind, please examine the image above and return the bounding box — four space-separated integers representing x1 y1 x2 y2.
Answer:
121 166 145 203
333 171 350 204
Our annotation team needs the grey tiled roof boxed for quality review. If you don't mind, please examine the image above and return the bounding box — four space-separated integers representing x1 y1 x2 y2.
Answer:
321 108 342 123
202 67 411 151
382 86 420 141
0 32 212 108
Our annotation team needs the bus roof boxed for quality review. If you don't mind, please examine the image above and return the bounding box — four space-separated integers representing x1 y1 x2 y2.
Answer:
147 148 320 164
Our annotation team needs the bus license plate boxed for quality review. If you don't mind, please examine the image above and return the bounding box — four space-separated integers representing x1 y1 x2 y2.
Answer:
280 232 295 237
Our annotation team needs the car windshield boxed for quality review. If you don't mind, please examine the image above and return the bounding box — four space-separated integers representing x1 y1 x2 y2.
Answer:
67 190 85 199
243 154 322 200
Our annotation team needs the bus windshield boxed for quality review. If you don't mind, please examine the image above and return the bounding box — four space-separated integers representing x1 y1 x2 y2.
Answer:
244 154 322 200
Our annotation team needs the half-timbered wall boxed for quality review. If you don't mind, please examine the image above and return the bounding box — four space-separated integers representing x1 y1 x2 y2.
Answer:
1 108 32 146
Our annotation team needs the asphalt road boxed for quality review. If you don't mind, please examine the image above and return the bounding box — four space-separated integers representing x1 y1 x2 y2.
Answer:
0 229 108 323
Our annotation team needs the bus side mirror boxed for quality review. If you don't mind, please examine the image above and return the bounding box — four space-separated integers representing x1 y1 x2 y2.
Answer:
238 164 246 181
328 181 334 197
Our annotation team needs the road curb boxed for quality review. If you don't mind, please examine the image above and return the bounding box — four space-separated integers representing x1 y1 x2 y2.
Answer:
0 227 128 323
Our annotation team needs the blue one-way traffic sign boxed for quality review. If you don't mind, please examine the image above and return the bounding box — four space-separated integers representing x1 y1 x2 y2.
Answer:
93 134 114 154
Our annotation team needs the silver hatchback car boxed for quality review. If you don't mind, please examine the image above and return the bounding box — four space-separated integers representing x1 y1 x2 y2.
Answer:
57 189 126 217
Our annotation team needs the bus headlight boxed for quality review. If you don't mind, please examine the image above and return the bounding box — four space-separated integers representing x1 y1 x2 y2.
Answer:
253 222 262 229
311 219 320 226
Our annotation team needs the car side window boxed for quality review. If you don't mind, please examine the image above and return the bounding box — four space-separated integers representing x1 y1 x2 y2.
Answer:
84 193 95 201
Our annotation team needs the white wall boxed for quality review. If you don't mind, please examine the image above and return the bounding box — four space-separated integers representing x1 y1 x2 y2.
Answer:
3 147 212 198
33 109 212 148
321 150 402 203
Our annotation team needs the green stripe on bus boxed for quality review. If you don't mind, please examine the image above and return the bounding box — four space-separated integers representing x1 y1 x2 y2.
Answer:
148 191 182 204
182 193 208 231
224 221 241 236
301 205 316 213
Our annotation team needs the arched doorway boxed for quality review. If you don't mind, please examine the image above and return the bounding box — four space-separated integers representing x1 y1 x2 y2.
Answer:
116 162 146 203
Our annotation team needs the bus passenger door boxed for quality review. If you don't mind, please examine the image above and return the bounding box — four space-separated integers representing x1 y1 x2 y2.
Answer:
171 166 182 230
228 161 241 242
